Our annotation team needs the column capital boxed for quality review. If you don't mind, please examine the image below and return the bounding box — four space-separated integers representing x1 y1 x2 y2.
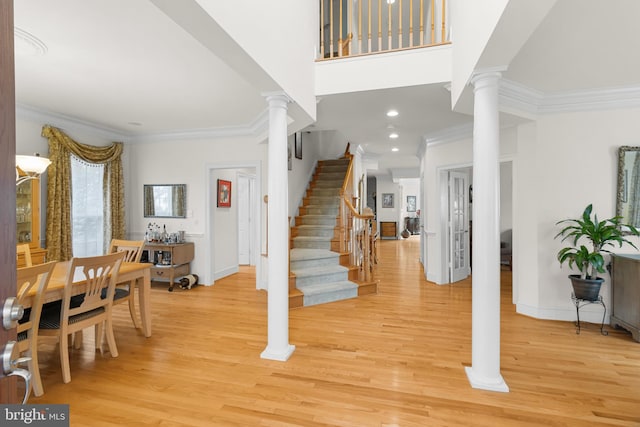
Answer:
470 66 508 87
262 91 292 105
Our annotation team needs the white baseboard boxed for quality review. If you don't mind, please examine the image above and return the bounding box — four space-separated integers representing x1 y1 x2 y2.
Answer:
214 265 239 281
516 302 609 324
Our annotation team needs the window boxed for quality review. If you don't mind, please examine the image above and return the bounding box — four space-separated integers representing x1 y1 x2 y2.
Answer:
71 156 104 257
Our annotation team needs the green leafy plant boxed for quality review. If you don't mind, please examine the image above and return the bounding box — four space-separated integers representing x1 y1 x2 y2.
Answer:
555 204 639 279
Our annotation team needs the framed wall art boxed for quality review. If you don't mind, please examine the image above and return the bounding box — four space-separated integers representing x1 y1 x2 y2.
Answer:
407 195 416 212
217 179 231 208
382 193 394 208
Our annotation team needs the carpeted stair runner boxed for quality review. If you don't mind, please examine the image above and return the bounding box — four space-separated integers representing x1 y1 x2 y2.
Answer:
291 159 358 307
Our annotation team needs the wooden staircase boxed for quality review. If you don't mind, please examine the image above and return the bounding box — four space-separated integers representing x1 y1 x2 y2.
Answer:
289 158 377 308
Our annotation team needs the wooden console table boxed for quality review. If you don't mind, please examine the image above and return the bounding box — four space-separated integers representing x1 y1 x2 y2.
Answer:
380 221 397 240
143 242 194 292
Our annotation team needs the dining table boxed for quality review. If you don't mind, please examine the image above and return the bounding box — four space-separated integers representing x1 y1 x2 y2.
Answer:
24 261 152 337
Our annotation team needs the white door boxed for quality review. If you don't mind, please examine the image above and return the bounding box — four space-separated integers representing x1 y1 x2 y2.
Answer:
238 175 250 265
449 171 470 282
238 174 256 265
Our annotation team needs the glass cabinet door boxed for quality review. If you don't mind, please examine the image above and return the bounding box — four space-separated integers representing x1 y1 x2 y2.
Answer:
16 179 37 247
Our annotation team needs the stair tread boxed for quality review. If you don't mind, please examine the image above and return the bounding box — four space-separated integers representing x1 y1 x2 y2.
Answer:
290 248 338 259
296 280 358 294
289 157 362 308
291 264 348 276
293 235 333 241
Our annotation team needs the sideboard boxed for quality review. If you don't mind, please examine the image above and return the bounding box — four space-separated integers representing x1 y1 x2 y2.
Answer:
143 242 194 292
610 253 640 342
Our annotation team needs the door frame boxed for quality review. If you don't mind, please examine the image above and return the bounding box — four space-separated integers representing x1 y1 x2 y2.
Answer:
438 165 472 284
1 0 18 403
205 162 262 288
449 170 470 282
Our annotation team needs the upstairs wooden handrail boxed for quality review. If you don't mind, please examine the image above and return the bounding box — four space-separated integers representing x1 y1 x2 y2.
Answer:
319 0 449 60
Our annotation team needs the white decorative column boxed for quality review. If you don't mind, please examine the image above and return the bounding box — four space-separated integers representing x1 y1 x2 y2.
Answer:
465 70 509 392
260 92 295 361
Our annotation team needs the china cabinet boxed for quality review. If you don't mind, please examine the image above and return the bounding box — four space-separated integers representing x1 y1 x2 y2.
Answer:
16 178 47 266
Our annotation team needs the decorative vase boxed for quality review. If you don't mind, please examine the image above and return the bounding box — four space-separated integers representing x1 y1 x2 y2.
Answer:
568 274 604 301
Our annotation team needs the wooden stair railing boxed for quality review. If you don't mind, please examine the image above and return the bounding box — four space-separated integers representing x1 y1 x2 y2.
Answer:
338 151 376 283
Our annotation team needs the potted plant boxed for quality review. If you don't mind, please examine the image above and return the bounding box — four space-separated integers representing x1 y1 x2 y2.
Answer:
555 204 639 301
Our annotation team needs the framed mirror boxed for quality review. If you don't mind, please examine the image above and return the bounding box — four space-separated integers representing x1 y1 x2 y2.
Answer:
144 184 186 218
616 146 640 229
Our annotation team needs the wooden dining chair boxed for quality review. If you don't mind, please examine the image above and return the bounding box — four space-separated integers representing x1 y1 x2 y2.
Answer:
16 261 56 397
17 243 33 268
38 252 125 384
108 239 145 329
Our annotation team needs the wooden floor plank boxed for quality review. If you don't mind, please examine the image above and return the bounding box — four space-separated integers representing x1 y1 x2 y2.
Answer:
26 236 640 426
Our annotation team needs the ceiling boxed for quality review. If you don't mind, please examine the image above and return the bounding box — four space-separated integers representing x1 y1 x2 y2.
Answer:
13 0 640 176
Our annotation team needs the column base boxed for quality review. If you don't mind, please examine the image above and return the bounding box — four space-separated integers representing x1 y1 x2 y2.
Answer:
260 344 296 361
465 366 509 392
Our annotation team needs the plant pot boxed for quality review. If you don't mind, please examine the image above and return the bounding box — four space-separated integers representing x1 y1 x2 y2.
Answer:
568 274 604 301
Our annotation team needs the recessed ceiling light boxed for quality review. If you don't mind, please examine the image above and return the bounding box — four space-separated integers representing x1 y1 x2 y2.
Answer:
389 132 399 139
386 109 399 117
387 0 396 4
392 147 399 152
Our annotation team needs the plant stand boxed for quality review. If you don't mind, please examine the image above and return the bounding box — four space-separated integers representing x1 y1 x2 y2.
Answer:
571 293 607 336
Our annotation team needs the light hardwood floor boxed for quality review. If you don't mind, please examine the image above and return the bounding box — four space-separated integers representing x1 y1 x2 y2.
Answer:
28 237 640 426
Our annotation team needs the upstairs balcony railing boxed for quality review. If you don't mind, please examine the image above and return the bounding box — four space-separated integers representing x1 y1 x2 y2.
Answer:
319 0 449 59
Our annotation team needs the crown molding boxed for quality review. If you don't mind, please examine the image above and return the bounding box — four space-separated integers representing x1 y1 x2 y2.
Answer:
129 109 270 143
423 122 474 146
17 103 131 142
424 81 640 148
17 103 271 143
499 79 640 117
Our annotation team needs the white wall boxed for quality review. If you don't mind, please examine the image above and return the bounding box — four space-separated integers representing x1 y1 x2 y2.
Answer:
515 108 640 323
422 106 640 322
127 135 267 285
316 45 452 96
18 117 269 286
314 129 350 160
376 175 400 238
398 178 420 232
210 168 239 279
16 113 329 287
288 131 322 221
423 127 517 284
195 0 317 121
450 0 509 106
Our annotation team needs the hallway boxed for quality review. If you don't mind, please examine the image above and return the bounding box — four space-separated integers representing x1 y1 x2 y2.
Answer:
28 236 640 426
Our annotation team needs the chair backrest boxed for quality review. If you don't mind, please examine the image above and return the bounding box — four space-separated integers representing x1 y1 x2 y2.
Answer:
17 262 56 338
109 239 145 263
62 252 125 319
17 243 33 267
